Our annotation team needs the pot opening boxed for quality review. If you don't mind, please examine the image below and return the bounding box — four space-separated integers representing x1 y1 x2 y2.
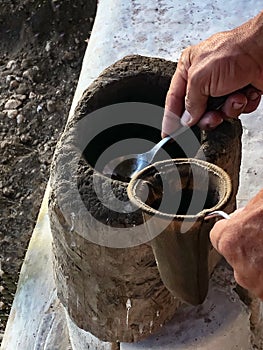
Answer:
151 188 218 216
129 159 231 217
80 77 201 181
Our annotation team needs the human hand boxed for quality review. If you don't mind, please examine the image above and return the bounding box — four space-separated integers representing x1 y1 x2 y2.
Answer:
210 190 263 299
162 12 263 136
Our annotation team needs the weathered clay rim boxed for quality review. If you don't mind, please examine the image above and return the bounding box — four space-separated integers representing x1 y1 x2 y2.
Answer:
127 158 232 220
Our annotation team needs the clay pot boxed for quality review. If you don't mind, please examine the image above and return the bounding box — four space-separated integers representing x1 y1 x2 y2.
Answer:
49 55 242 342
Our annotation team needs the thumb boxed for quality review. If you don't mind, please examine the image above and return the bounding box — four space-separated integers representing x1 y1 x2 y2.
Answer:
182 88 208 126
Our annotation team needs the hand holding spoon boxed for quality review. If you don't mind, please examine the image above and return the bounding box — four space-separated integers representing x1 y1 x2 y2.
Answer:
102 91 248 181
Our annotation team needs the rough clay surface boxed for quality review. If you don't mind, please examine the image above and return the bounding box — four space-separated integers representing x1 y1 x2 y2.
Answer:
0 0 97 339
49 55 242 343
49 56 183 343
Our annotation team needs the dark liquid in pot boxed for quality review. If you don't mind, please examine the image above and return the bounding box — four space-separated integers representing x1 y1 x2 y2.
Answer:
150 189 217 215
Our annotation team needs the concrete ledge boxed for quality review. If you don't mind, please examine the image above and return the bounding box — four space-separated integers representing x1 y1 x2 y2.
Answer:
2 1 263 349
121 264 251 350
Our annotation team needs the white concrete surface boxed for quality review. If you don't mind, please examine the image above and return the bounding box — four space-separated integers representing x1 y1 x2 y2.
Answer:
1 185 71 350
2 1 263 349
121 265 250 350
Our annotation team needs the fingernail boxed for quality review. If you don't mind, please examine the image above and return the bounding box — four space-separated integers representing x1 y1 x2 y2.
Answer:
181 110 192 126
248 91 260 101
232 102 244 110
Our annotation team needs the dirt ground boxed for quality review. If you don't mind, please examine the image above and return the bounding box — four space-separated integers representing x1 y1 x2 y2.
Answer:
0 0 97 339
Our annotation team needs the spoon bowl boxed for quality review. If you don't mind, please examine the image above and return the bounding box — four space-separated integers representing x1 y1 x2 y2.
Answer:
103 126 188 181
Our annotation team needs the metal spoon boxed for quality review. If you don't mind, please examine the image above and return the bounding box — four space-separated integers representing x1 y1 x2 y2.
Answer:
103 125 188 180
102 94 236 181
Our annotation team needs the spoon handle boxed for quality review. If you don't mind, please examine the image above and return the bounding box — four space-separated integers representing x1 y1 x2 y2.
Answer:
153 126 187 151
166 87 252 142
146 125 189 163
147 86 252 163
146 93 230 162
207 84 253 110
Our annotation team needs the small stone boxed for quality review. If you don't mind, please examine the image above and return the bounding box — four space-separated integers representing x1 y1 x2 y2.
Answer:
45 41 51 52
2 187 13 197
4 99 22 109
9 79 19 90
0 301 5 310
16 114 24 124
0 140 9 148
32 65 40 72
40 164 47 172
22 69 33 81
20 134 32 144
7 109 18 118
46 100 57 113
15 192 21 199
0 286 4 293
6 59 17 71
29 91 36 99
6 74 15 84
37 105 43 113
22 66 39 82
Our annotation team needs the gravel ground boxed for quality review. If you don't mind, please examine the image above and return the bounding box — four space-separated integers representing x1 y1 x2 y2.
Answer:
0 0 97 339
